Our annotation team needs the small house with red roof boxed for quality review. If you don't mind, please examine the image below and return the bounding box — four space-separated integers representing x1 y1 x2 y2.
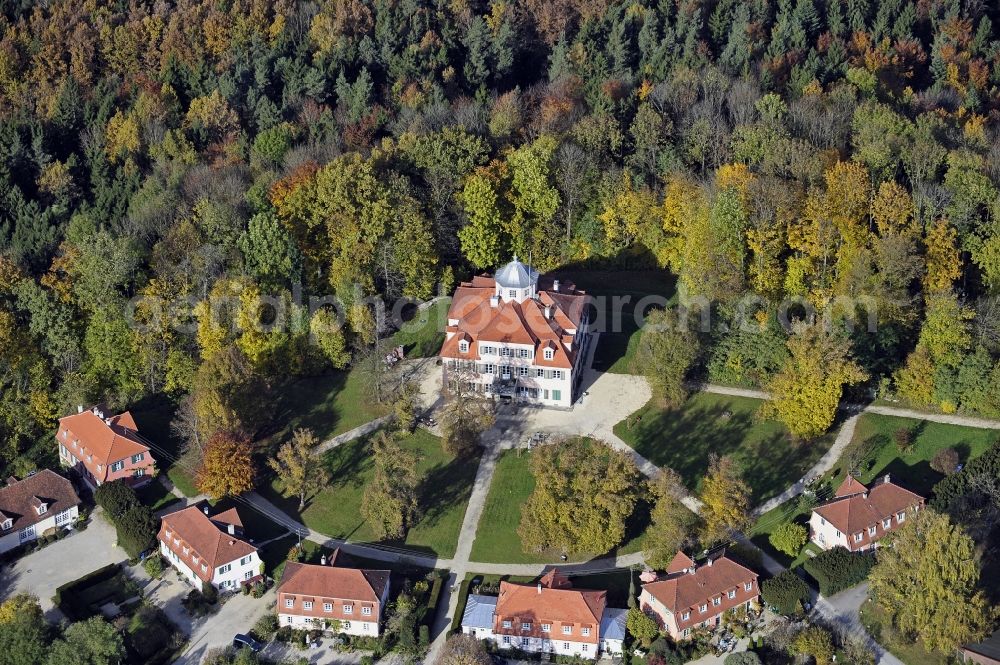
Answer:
639 551 759 640
0 470 81 555
460 569 628 659
158 504 261 591
277 549 391 636
440 258 591 408
809 474 925 552
57 406 155 488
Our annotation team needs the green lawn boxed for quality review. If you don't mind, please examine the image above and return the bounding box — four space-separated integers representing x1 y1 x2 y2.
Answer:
136 476 183 512
749 496 819 569
391 298 449 358
551 270 676 374
262 367 389 447
614 393 832 503
832 413 1000 496
468 449 651 564
129 395 200 498
257 428 477 558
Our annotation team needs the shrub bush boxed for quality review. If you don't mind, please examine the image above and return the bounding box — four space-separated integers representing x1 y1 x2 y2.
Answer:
930 447 960 475
760 570 810 615
803 546 876 596
725 653 762 665
253 614 279 640
95 480 140 518
143 554 165 579
769 522 808 557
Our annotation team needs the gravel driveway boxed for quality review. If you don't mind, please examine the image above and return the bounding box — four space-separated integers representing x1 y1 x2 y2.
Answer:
0 509 127 620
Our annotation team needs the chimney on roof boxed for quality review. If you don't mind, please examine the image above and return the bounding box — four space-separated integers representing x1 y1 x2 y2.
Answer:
862 491 868 499
688 566 696 575
544 305 552 320
553 279 560 292
77 405 83 413
104 417 113 426
883 473 891 484
707 558 714 567
203 505 210 516
227 523 235 536
490 295 500 308
537 583 542 594
321 555 327 566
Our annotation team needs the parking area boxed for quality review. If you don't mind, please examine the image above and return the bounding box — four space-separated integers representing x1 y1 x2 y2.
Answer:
0 509 127 620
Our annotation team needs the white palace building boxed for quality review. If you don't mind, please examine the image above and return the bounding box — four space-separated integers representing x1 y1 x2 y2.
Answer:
439 258 592 408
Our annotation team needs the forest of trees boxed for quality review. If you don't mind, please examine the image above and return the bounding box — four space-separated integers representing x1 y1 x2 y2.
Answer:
2 0 1000 476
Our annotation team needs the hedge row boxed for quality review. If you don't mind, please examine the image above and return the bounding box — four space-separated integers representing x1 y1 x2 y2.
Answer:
803 546 876 596
760 570 810 615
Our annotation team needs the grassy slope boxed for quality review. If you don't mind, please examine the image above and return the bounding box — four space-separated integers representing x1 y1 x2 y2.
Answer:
551 270 676 374
258 428 477 558
390 298 449 358
614 392 831 504
468 449 650 564
831 413 999 496
751 414 999 568
130 364 389 498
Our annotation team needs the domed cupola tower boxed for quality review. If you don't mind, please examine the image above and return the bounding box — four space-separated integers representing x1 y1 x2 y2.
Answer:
494 256 538 303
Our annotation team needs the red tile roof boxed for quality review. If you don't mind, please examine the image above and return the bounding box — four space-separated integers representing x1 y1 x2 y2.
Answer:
642 553 758 631
440 273 587 369
159 505 257 582
0 470 80 533
494 570 606 644
57 408 151 483
278 558 390 608
813 476 925 551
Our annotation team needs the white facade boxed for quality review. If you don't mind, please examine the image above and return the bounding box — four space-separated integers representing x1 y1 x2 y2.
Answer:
160 540 261 591
809 512 853 551
0 506 78 555
493 635 599 659
278 613 382 636
470 341 576 407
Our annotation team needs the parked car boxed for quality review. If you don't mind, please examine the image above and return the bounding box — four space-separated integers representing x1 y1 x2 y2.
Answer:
233 634 264 652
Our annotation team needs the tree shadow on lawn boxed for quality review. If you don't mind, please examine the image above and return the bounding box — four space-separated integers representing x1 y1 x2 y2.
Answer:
625 402 824 503
416 452 479 531
255 371 351 446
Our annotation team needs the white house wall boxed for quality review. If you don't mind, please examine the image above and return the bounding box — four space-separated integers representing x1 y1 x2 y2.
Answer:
278 613 381 636
0 507 78 555
494 635 599 659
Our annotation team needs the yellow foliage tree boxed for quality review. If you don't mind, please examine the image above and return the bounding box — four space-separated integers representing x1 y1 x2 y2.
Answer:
763 323 868 440
700 454 751 544
924 218 962 292
196 430 256 499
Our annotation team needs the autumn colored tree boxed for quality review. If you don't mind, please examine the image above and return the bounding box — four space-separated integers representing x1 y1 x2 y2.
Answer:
197 431 256 499
519 438 641 555
699 454 751 544
268 428 330 510
770 522 808 557
763 323 867 440
868 509 992 652
645 469 697 569
361 432 421 539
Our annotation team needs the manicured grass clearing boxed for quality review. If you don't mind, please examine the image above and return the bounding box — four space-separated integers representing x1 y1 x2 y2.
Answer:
264 368 388 446
258 428 476 558
468 449 650 564
835 413 999 496
551 270 676 374
859 600 950 665
614 393 831 503
749 498 817 570
391 299 449 358
135 476 182 512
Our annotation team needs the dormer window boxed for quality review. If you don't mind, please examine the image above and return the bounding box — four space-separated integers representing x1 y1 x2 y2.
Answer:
459 340 469 353
544 348 554 360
